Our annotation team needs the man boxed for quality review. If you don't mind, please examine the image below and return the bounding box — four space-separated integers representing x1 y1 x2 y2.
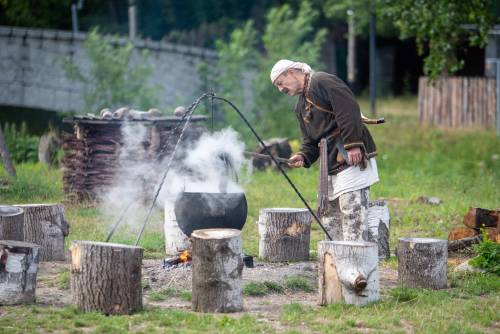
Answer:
270 59 379 242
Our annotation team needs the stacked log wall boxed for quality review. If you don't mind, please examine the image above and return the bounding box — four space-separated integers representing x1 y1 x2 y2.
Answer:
419 77 497 128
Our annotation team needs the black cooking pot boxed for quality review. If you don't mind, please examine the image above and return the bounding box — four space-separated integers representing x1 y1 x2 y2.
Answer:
174 192 247 237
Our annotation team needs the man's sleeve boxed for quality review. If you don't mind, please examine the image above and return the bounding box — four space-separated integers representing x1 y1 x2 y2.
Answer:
295 113 319 167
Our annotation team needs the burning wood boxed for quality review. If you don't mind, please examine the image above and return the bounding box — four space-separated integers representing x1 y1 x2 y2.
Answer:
163 249 192 269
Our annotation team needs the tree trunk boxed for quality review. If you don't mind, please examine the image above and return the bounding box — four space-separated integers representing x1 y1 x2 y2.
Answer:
0 126 16 177
191 228 243 313
164 203 190 255
397 238 448 289
15 204 69 261
70 241 143 315
318 241 379 306
258 208 311 262
367 200 391 260
0 240 40 305
0 205 24 241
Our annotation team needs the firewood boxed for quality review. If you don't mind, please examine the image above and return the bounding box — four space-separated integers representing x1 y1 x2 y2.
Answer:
397 238 448 289
367 200 391 260
448 227 478 241
70 241 143 315
15 204 69 261
257 208 311 262
463 207 499 229
318 241 379 306
0 240 40 305
448 235 482 252
191 229 243 313
0 206 24 241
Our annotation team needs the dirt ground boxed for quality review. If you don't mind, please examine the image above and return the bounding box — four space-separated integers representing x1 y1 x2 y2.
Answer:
36 259 400 318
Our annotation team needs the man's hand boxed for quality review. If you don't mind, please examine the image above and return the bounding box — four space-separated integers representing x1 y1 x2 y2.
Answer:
288 154 305 168
347 147 363 165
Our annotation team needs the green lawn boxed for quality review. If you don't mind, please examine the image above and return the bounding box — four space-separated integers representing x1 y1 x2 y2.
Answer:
0 96 499 333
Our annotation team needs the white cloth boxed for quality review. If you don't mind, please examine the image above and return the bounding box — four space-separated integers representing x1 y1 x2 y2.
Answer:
270 59 312 83
328 158 379 201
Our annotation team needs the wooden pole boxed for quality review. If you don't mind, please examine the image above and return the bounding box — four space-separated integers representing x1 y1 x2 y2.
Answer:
70 241 143 314
397 237 447 289
191 228 243 313
0 205 24 241
318 241 379 306
15 204 69 261
0 240 40 305
258 208 311 262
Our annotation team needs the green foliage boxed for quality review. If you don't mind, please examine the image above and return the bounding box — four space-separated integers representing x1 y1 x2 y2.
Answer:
1 122 38 163
470 230 500 275
384 0 496 79
243 281 285 296
0 0 71 28
61 28 161 113
209 1 326 142
390 287 420 302
284 276 314 292
58 268 70 290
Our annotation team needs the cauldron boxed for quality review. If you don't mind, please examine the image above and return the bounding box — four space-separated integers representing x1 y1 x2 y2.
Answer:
174 192 247 237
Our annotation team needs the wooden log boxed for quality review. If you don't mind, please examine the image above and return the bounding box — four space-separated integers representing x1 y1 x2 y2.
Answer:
191 229 243 313
448 227 478 241
15 204 69 261
70 241 143 315
367 200 391 260
0 240 40 305
0 206 24 241
318 241 379 307
463 207 499 229
448 235 482 252
397 238 447 289
257 208 311 262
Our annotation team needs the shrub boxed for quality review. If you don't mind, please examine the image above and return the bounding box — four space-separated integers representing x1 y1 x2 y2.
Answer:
470 230 500 275
2 122 39 163
284 276 314 292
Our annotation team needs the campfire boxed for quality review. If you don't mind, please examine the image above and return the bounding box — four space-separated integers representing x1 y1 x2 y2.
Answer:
163 249 192 270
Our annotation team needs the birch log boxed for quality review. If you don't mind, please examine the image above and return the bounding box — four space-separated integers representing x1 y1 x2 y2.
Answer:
191 229 243 313
367 200 391 260
0 206 24 241
397 238 448 289
164 202 190 255
70 241 143 314
318 241 379 306
15 204 69 261
258 208 311 262
0 240 40 305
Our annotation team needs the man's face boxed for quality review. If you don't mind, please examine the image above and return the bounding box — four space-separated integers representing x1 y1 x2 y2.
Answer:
274 70 302 96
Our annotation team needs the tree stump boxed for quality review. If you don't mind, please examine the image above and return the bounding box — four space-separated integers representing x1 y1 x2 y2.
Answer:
191 228 243 313
0 205 24 241
258 208 311 262
318 241 379 306
164 203 190 255
15 204 69 261
70 241 143 315
367 200 391 260
397 237 448 289
0 240 40 305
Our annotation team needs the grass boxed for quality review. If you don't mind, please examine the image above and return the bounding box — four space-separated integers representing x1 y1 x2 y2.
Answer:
0 96 499 332
243 281 286 296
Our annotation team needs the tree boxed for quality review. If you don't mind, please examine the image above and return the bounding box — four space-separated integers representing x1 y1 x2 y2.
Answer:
209 1 327 141
61 29 161 113
384 0 496 79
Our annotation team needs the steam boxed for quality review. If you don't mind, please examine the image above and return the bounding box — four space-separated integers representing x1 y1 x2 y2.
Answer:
99 123 248 232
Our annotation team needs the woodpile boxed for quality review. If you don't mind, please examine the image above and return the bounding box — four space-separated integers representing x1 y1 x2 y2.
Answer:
448 207 500 251
252 138 292 170
62 116 207 202
419 77 497 128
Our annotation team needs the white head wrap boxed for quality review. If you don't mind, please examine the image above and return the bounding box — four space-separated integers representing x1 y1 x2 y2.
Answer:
270 59 312 84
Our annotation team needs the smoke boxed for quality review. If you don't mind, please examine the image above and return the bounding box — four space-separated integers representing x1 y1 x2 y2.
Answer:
99 123 248 232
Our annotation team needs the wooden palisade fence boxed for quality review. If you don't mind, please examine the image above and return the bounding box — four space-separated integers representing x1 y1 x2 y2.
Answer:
419 77 497 128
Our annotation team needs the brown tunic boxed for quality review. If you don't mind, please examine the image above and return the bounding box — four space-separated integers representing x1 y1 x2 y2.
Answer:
295 72 377 174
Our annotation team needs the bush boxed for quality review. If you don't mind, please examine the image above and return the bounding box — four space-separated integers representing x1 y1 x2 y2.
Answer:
2 122 39 163
470 230 500 275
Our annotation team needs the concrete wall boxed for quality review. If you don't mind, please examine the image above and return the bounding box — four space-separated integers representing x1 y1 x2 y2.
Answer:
0 26 217 113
